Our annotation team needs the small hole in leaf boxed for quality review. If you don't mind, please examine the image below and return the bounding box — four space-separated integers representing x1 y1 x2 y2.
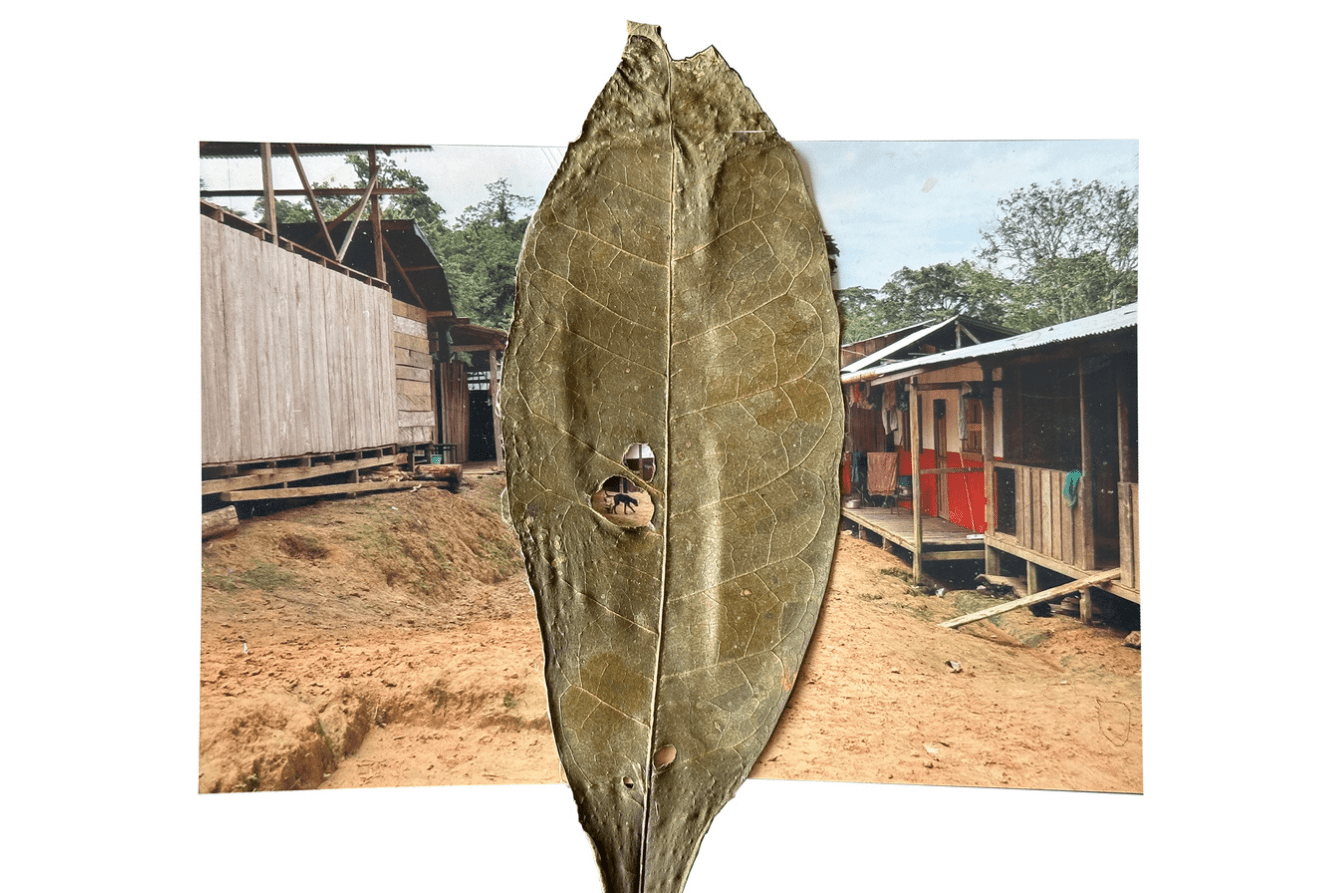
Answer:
622 443 657 482
653 745 677 769
622 776 635 789
592 476 652 528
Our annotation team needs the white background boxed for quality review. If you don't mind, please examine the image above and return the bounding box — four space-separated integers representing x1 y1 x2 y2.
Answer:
172 3 1168 884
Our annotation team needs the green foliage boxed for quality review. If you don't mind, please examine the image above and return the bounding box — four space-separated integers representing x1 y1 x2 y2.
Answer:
437 178 534 331
252 157 533 332
978 179 1138 328
838 261 1010 341
841 178 1137 342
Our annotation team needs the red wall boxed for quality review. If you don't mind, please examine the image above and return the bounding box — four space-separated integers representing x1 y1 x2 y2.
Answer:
897 450 987 534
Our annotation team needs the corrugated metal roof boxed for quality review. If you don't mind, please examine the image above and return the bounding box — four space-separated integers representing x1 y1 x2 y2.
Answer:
840 314 1020 374
841 318 957 374
843 303 1137 384
199 142 432 158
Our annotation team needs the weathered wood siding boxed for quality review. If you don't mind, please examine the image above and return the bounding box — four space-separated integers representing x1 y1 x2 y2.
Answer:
201 215 397 464
392 298 435 445
1012 464 1095 570
439 360 470 459
1119 482 1139 590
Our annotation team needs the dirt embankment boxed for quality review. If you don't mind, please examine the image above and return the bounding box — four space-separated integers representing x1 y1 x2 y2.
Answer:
199 476 1141 795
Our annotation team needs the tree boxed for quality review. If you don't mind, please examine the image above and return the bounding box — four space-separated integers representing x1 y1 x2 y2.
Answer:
838 261 1010 342
437 178 535 331
977 178 1137 327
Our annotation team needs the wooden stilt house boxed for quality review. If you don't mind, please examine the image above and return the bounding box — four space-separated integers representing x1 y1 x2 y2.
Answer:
840 304 1139 616
199 142 506 508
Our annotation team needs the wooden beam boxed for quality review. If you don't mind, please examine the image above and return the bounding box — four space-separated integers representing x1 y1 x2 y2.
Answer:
201 454 400 495
939 568 1122 629
286 143 338 259
981 362 997 537
200 187 418 197
369 149 386 282
490 348 504 471
920 549 986 562
336 172 379 263
383 240 426 308
1116 352 1135 485
910 379 923 581
259 142 277 238
448 343 506 352
1077 358 1095 567
220 479 419 502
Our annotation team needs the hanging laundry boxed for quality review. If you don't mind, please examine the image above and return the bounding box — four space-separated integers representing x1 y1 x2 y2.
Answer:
867 451 900 495
1063 470 1084 507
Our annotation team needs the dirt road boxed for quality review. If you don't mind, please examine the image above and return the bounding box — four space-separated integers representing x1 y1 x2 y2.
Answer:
199 476 1140 795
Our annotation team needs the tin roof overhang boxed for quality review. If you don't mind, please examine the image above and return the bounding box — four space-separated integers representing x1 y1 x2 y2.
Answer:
843 303 1138 386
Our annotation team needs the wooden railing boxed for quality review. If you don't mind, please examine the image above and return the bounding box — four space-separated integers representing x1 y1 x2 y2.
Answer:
993 462 1094 570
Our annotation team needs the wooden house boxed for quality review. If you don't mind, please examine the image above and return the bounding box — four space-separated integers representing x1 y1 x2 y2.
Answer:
840 304 1139 618
199 142 506 510
840 315 1016 534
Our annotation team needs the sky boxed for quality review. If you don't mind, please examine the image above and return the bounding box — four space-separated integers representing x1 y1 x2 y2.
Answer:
175 3 1163 884
200 138 1137 292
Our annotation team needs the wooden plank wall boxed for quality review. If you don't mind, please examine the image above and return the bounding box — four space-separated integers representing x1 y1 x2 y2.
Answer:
201 215 397 464
392 298 435 445
439 360 470 459
1014 465 1095 570
1118 482 1139 590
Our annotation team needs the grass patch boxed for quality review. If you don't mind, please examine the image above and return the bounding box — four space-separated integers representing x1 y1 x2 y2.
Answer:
237 562 297 591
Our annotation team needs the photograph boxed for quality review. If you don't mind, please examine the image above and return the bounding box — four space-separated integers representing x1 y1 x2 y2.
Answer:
195 24 1141 890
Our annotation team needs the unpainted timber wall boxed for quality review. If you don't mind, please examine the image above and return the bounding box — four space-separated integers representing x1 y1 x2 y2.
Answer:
392 299 435 444
200 215 398 465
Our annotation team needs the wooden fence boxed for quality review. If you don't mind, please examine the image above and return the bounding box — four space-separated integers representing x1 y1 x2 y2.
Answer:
201 215 397 465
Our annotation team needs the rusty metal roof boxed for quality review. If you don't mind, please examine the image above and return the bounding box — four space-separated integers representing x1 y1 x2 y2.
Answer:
843 303 1137 384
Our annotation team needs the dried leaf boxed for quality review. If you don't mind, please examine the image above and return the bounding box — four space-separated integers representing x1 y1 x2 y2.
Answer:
501 22 842 893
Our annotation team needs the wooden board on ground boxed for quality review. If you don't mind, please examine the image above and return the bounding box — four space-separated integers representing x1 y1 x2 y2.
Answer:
220 480 421 502
940 568 1122 629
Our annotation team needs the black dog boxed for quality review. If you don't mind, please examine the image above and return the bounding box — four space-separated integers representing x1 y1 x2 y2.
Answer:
608 493 639 514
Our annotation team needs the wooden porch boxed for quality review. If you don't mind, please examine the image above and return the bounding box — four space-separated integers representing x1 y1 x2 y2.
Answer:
840 504 984 563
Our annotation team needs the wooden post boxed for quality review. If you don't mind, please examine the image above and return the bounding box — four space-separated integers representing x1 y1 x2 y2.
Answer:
1116 352 1134 485
260 142 277 240
909 378 923 582
981 364 996 537
1077 358 1095 569
369 149 386 282
1026 560 1038 595
490 348 503 471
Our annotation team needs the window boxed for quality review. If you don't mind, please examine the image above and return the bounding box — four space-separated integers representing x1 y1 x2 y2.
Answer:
962 396 983 457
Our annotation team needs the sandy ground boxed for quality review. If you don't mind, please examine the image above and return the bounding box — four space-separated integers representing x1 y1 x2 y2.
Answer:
199 475 1140 795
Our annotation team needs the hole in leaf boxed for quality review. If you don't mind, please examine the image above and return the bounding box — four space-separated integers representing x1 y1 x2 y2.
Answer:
592 476 652 529
653 745 677 769
622 443 656 482
622 776 635 789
